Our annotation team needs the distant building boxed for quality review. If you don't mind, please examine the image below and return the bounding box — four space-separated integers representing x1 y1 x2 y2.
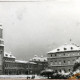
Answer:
3 52 37 75
3 53 48 75
29 55 48 74
47 43 80 72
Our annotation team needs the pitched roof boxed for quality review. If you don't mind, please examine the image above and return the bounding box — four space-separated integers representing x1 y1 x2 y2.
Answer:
4 52 16 58
48 43 80 53
15 60 36 64
15 60 28 63
30 55 47 62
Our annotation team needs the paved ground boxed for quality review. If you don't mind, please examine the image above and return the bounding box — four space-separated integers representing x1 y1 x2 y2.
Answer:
0 75 46 79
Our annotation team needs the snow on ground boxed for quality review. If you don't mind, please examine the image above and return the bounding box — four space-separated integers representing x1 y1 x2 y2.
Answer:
0 75 46 79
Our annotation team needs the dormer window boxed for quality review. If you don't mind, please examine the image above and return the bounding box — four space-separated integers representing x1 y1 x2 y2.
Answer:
57 49 60 51
38 59 40 61
5 54 8 57
34 59 36 61
10 55 12 57
44 59 46 61
71 47 73 50
64 48 67 50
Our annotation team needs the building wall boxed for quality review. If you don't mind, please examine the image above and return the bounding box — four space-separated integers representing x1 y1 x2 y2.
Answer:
47 50 80 72
3 57 37 75
0 25 4 74
30 61 48 74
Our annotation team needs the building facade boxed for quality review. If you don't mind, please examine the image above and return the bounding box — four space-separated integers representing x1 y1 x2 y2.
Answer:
3 52 48 75
29 55 48 74
47 43 80 73
3 52 37 75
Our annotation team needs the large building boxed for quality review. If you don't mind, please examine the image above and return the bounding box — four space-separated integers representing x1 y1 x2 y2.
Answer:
0 25 48 75
47 43 80 72
3 52 37 75
3 52 48 75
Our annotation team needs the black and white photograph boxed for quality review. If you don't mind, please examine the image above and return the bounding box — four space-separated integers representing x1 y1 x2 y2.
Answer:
0 0 80 79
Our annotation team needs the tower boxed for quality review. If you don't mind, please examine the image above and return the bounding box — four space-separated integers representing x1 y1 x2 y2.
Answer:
0 25 4 74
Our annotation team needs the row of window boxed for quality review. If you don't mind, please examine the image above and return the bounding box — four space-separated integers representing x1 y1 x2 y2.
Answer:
32 59 46 62
5 54 12 57
57 47 73 51
5 64 34 68
4 58 15 62
5 64 25 67
54 69 71 73
50 59 75 65
50 53 80 57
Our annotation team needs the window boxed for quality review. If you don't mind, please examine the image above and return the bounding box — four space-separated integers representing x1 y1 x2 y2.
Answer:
0 29 3 38
1 50 2 53
64 69 66 72
50 61 53 65
64 53 65 56
5 64 6 67
51 54 52 57
64 60 65 63
69 69 71 71
59 61 61 65
10 55 12 57
55 61 57 65
77 57 79 59
59 69 61 72
68 53 70 56
78 53 80 55
44 59 46 61
59 54 61 56
55 54 57 56
57 49 60 51
64 48 67 50
73 59 75 63
34 59 36 61
71 47 73 50
68 60 70 64
55 70 57 72
5 54 8 57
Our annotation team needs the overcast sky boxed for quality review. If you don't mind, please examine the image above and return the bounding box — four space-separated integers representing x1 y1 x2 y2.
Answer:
0 0 80 60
